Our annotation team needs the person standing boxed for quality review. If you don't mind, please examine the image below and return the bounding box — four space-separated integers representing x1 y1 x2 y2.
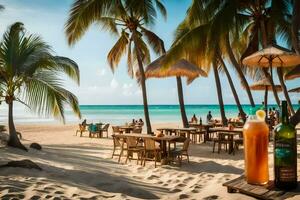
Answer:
207 111 213 123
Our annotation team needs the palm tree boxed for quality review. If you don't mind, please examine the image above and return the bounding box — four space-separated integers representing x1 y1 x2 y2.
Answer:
185 0 256 107
162 22 228 125
65 0 166 134
291 0 300 54
0 22 81 150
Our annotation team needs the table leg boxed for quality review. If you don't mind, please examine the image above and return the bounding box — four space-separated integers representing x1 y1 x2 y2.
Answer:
228 135 234 154
204 127 209 143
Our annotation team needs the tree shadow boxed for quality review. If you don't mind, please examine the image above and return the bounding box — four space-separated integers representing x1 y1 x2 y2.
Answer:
0 144 170 199
167 160 244 175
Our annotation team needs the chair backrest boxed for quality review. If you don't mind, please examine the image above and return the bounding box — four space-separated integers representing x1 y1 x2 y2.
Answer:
112 126 120 134
132 127 142 133
144 138 156 150
79 124 86 131
126 137 137 148
182 138 191 151
102 124 109 131
112 135 121 147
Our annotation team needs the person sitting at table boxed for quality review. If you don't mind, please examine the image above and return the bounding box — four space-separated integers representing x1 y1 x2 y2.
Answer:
206 111 213 122
190 114 198 123
137 118 144 126
81 119 87 126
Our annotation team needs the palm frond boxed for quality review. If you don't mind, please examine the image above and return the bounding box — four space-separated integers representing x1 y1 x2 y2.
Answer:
65 0 116 45
141 27 165 55
107 30 129 72
23 70 81 123
96 17 119 36
53 56 80 85
155 0 167 20
126 0 156 25
127 39 134 78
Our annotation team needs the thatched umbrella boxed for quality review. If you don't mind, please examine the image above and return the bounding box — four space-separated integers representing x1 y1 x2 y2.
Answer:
249 79 282 113
242 45 300 113
285 66 300 80
145 55 207 127
288 87 300 93
145 55 207 83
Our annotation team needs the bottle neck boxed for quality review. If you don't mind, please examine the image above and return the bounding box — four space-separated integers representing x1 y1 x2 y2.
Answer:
281 101 289 124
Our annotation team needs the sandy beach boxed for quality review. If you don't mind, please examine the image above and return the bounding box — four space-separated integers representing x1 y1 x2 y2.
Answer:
0 123 299 200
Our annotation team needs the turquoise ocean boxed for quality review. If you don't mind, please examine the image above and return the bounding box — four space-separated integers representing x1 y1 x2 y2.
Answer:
1 104 298 124
74 104 299 125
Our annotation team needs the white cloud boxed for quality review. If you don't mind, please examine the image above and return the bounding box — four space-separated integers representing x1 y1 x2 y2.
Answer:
110 78 119 89
96 68 106 76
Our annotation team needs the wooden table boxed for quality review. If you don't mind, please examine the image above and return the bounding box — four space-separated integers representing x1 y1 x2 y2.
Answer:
157 128 177 136
115 133 180 160
209 127 243 154
189 123 215 142
157 127 201 143
118 126 135 133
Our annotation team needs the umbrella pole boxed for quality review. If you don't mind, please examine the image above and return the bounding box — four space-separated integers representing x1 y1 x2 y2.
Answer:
264 86 268 122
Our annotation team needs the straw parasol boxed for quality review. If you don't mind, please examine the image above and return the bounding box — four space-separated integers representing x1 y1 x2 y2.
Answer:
288 87 300 93
242 45 300 109
249 79 282 112
145 55 207 83
242 45 300 69
285 66 300 80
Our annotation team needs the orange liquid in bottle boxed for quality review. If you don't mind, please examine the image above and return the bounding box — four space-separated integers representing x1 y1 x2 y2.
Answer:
243 120 269 185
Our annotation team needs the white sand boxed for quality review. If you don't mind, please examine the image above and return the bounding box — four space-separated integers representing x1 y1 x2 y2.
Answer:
0 123 299 200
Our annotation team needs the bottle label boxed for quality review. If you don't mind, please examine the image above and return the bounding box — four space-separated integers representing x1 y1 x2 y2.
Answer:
278 167 296 182
275 140 296 182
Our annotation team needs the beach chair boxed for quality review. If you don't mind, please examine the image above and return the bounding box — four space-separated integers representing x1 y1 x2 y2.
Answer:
111 135 123 162
170 138 191 166
142 138 161 168
99 124 110 138
125 137 143 164
75 124 88 137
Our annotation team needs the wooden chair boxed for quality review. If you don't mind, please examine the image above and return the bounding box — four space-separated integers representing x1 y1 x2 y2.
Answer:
75 124 88 137
111 135 123 162
170 138 191 166
212 132 229 153
132 126 142 133
142 138 161 168
234 133 243 153
99 124 110 138
112 126 121 134
125 137 143 164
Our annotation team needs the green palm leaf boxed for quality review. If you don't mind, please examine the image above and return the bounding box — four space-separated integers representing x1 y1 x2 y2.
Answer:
107 30 129 72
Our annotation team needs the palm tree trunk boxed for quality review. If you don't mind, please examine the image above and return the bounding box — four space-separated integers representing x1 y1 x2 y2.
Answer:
264 87 268 114
7 101 27 151
219 56 246 122
160 47 189 128
133 32 152 134
225 35 255 107
277 68 295 115
259 20 281 107
176 76 189 127
213 61 227 126
262 68 281 107
292 0 300 54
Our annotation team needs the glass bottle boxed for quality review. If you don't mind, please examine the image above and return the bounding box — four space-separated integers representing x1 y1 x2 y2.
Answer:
274 101 297 189
243 109 269 185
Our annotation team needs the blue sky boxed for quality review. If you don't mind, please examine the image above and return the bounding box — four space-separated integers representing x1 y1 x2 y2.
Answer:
0 0 299 105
